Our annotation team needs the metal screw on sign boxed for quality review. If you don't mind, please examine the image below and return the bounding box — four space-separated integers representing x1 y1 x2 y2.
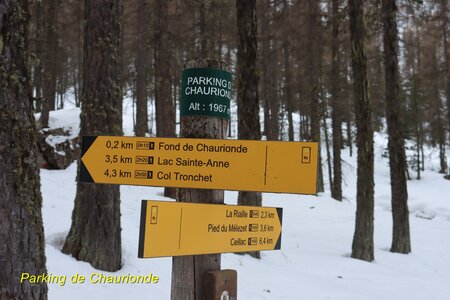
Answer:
220 291 230 300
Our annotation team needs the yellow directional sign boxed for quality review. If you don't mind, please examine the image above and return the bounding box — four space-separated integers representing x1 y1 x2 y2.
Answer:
80 136 318 194
138 200 282 258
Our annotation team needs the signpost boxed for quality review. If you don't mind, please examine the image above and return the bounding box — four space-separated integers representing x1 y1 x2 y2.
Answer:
80 136 318 194
78 62 320 299
138 200 282 258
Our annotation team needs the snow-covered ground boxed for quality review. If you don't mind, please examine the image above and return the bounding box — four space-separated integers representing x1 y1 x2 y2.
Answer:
39 105 450 299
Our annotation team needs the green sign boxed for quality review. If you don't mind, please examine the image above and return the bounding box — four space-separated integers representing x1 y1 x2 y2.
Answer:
180 68 232 119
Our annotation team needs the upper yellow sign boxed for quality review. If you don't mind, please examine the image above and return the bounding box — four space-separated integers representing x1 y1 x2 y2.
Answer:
80 136 318 194
138 200 282 258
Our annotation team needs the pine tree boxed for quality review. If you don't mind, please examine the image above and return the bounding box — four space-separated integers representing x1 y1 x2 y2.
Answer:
155 0 177 198
307 0 324 192
331 0 343 201
349 0 375 262
39 0 58 128
236 0 262 259
260 0 279 141
382 0 411 254
0 1 48 298
62 0 123 271
135 0 149 137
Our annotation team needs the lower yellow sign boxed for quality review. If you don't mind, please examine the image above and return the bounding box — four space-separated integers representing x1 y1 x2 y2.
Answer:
138 200 282 258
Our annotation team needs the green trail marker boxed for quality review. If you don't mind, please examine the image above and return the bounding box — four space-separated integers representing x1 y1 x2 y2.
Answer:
180 68 232 119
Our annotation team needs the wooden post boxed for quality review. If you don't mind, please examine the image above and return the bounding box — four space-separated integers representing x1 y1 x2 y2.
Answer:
203 270 237 300
171 59 229 300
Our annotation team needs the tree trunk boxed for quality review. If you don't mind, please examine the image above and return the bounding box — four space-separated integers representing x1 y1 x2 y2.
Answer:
236 0 262 259
342 57 353 157
171 60 228 300
260 0 278 141
75 0 83 108
441 0 450 178
412 21 424 180
62 0 123 272
135 0 149 137
411 74 422 180
349 0 375 262
284 40 294 142
323 106 333 192
155 0 177 198
31 0 44 112
439 119 447 174
430 45 448 174
217 12 223 60
432 48 448 174
199 0 207 57
300 114 309 141
346 111 353 157
331 0 343 201
382 0 411 254
39 0 58 128
118 1 125 112
281 0 294 142
307 0 324 193
0 1 48 298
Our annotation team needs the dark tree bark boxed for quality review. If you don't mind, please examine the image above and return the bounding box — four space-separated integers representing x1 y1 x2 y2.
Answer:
441 0 450 178
236 0 262 258
118 1 125 108
410 73 423 180
62 0 123 272
349 0 375 262
430 52 447 174
382 0 411 254
345 109 353 156
0 1 48 298
236 0 262 259
331 0 343 201
39 0 58 128
171 60 228 300
307 0 324 193
260 0 278 141
322 103 333 192
284 39 294 142
199 0 207 57
282 0 294 142
31 0 44 112
216 7 223 60
75 0 83 108
135 0 148 137
155 0 176 198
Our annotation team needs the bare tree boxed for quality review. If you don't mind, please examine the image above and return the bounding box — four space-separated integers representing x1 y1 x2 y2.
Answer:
331 0 343 201
39 0 58 128
382 0 411 254
349 0 375 262
62 0 123 271
260 0 279 141
307 0 324 192
440 0 450 178
155 0 177 198
236 0 262 258
135 0 149 137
